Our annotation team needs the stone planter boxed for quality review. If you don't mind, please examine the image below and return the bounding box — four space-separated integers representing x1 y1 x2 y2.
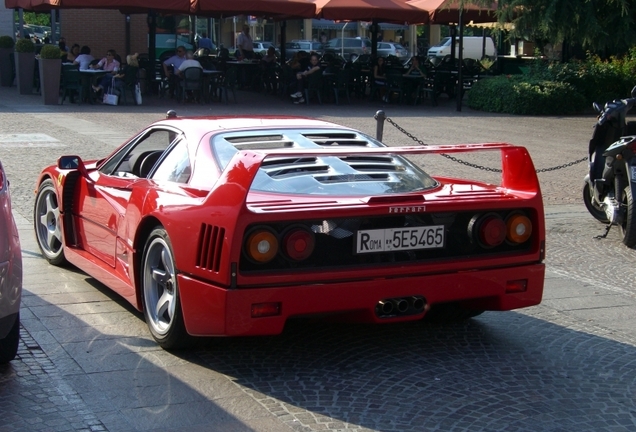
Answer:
15 52 35 95
0 48 14 87
39 58 61 105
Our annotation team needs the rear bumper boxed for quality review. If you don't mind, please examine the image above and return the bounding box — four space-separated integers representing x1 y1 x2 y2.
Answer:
179 263 544 337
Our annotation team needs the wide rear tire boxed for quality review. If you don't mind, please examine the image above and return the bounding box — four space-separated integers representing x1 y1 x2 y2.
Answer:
141 227 192 350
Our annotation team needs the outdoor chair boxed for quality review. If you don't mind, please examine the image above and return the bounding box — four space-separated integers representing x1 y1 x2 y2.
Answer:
385 72 406 104
113 66 139 105
218 67 238 103
331 68 352 105
303 71 323 105
178 67 204 103
60 64 82 105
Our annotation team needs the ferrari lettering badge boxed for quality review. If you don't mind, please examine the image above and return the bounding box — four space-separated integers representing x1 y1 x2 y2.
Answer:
388 206 426 214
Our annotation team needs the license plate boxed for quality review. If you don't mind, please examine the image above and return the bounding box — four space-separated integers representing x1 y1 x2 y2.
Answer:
356 225 444 254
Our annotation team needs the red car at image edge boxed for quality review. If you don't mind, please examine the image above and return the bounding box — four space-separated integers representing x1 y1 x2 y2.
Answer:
33 114 545 349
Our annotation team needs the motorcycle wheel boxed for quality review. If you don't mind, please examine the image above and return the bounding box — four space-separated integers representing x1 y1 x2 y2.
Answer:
620 186 636 248
583 182 609 223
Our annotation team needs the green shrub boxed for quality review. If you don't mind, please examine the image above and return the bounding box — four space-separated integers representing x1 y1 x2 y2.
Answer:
39 44 61 59
15 38 34 53
467 75 587 115
0 36 14 49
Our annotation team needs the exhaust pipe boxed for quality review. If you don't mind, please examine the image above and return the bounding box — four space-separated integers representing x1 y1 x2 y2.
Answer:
393 298 409 313
378 300 394 315
411 296 425 312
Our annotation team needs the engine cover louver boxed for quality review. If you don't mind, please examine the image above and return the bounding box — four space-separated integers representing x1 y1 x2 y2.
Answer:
196 224 225 272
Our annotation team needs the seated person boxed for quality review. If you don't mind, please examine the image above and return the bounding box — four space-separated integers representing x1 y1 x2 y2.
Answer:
58 41 69 62
73 45 94 70
403 56 427 103
90 49 120 71
162 46 187 97
92 53 138 96
404 56 426 77
290 53 321 104
261 46 277 64
66 44 80 63
374 56 388 102
176 51 202 76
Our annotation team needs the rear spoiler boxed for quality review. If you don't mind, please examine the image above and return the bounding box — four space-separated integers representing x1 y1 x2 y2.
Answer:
203 143 539 206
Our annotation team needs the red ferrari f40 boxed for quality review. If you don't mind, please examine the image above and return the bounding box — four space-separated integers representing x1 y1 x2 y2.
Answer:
33 115 545 349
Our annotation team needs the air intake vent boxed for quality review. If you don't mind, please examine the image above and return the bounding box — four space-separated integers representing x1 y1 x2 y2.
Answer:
303 132 372 147
196 224 225 272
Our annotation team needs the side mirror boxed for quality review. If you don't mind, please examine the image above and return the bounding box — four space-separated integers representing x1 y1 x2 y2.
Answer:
593 102 601 113
57 155 88 177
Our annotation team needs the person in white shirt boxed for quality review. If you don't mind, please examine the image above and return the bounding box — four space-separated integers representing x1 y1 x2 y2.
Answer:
236 25 254 59
176 51 203 76
73 45 95 70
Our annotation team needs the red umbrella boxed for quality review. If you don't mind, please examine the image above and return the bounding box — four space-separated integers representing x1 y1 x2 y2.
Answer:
313 0 429 24
191 0 317 18
4 0 190 14
407 0 497 24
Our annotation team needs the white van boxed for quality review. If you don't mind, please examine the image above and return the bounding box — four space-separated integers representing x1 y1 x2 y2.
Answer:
427 36 496 61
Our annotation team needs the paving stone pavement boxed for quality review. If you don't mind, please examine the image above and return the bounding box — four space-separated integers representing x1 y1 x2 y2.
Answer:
2 85 636 431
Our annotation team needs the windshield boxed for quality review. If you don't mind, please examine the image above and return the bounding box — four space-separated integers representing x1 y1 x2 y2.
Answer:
211 129 437 196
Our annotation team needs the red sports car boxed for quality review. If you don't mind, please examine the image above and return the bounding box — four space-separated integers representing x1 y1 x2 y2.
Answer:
33 114 545 349
0 159 22 363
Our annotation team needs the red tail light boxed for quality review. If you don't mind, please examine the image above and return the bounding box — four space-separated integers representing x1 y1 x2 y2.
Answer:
476 214 506 247
283 228 315 261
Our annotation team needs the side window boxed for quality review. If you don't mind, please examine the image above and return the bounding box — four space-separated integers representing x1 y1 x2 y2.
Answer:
100 128 178 178
151 139 192 183
378 43 388 49
344 39 358 48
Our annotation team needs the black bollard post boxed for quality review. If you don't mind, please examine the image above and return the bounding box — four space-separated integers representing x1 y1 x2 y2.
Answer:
374 110 386 141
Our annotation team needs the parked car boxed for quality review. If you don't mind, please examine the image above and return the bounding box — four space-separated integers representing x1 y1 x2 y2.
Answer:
252 41 277 55
324 37 372 60
32 114 545 349
377 42 408 59
0 160 22 364
283 40 324 60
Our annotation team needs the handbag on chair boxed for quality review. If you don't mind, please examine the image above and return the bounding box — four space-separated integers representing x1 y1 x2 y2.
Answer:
103 78 119 105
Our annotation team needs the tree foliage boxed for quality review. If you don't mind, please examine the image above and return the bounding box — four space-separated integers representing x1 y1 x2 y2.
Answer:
14 11 51 27
498 0 635 55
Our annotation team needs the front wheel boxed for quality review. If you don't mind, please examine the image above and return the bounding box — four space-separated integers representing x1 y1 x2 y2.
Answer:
583 181 609 223
141 227 191 349
620 186 636 247
33 179 67 265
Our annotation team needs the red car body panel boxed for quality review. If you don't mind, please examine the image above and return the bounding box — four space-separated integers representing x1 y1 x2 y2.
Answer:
35 116 546 338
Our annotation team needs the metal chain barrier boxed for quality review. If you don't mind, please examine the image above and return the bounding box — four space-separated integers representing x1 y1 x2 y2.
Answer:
384 116 587 174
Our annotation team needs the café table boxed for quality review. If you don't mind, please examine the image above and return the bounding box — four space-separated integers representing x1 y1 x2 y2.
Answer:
79 69 110 104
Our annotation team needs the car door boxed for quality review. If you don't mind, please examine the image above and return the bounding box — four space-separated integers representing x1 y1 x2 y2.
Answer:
75 127 181 267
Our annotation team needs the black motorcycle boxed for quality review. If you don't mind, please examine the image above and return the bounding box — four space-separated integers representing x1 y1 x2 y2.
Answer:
583 86 636 247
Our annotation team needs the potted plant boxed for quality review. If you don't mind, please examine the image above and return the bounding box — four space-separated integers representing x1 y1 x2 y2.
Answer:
38 44 62 105
14 38 35 95
0 36 14 87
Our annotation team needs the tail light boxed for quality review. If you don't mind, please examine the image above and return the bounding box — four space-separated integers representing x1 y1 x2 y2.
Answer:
283 228 315 261
475 214 506 247
245 228 278 263
506 214 532 244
